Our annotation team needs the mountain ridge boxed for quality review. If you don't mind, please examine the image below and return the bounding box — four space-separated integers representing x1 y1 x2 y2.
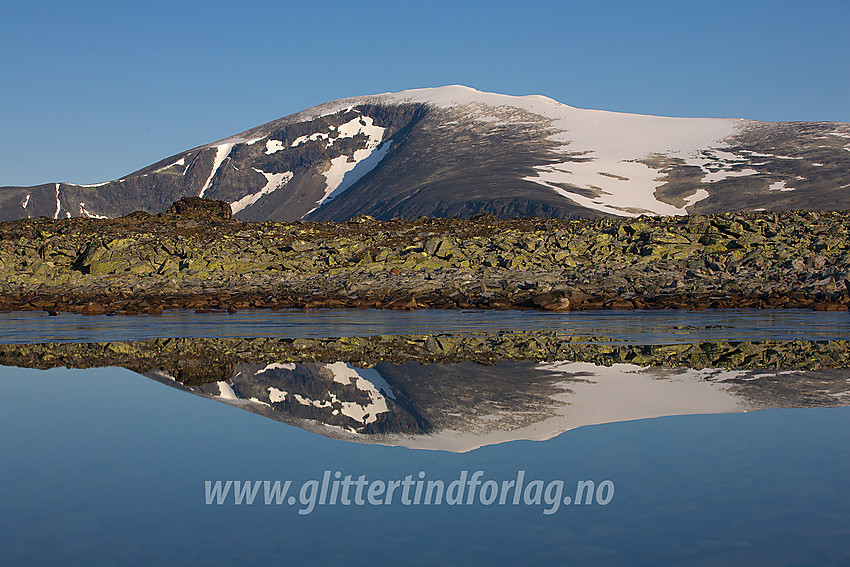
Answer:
2 85 848 222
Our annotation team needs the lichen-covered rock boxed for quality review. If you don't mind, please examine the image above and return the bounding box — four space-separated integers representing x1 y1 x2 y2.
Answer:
2 335 850 374
1 208 850 312
166 197 233 220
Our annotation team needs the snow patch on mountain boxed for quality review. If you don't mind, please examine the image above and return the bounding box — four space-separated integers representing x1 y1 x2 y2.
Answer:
335 115 383 142
53 184 61 219
740 150 802 160
379 84 569 115
699 167 760 184
328 141 393 200
230 168 293 214
683 189 710 207
265 140 286 154
301 117 390 217
290 133 329 147
75 181 111 188
199 143 234 198
769 180 795 192
685 149 766 184
79 202 107 218
302 142 393 218
523 110 742 216
292 115 386 150
155 157 186 173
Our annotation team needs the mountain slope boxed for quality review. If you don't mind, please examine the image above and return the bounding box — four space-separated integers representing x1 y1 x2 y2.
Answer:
2 85 849 221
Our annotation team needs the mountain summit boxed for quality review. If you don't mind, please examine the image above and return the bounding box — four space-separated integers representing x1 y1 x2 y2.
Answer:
2 85 849 221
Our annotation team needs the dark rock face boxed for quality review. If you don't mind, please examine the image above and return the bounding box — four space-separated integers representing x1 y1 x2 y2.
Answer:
166 197 233 220
305 104 587 222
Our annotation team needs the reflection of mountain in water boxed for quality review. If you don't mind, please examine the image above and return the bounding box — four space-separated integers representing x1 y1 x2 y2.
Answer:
150 361 427 435
2 335 849 451
146 359 850 452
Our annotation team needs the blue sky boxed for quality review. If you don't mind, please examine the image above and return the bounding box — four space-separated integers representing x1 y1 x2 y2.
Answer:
2 0 848 186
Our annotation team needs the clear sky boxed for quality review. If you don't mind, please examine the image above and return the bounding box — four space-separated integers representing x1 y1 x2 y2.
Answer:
2 0 848 187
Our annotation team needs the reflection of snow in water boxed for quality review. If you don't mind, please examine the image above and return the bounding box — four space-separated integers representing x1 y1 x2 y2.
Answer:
318 362 393 424
209 362 396 428
215 381 238 400
392 362 746 452
155 358 844 454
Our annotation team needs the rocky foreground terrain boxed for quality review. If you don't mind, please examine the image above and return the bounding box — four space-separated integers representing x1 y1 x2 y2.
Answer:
1 197 849 314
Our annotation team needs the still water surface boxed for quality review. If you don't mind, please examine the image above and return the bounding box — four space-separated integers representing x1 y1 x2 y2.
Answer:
0 310 848 565
1 308 849 344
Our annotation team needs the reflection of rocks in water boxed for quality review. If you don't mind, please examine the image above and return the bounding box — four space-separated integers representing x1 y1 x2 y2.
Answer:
3 335 850 373
2 334 849 450
146 359 850 452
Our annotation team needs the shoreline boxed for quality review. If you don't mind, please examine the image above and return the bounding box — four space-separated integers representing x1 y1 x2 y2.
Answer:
1 288 848 316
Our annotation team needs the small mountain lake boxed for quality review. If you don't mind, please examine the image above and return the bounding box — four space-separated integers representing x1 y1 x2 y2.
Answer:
1 309 848 566
2 307 850 343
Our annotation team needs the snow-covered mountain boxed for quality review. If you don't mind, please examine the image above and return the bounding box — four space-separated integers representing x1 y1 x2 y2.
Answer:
2 85 849 221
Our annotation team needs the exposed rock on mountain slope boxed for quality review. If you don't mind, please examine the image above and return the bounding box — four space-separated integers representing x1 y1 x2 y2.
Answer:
2 86 848 221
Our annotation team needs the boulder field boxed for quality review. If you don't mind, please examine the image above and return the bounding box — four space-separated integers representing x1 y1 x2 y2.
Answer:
1 198 849 314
